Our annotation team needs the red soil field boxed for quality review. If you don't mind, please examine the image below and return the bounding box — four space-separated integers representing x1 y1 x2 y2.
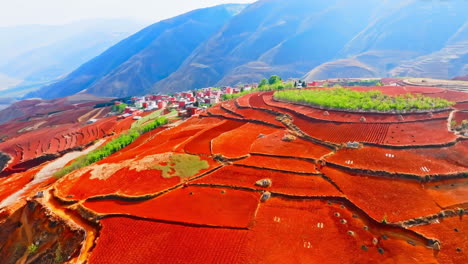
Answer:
454 102 468 111
321 167 442 223
425 90 468 102
211 123 278 158
425 179 468 209
184 119 245 155
56 168 180 200
326 143 468 176
250 130 333 160
384 119 457 145
245 197 435 264
235 155 319 174
207 104 241 119
192 165 342 197
230 107 284 127
410 217 467 264
56 154 218 200
453 111 468 125
402 86 447 94
235 92 253 107
84 186 260 228
293 118 390 144
89 217 249 264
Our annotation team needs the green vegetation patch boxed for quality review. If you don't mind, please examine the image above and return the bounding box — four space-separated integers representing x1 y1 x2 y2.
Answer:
273 88 454 112
54 116 168 179
153 154 209 179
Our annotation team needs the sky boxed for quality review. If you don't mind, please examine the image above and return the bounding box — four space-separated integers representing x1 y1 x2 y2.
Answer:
0 0 256 27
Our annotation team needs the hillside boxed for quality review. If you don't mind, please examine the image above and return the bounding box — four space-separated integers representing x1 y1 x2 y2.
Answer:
27 4 246 99
0 86 467 263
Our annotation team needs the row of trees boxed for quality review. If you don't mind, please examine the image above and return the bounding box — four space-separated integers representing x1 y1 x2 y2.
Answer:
273 88 454 112
54 116 168 178
222 75 295 101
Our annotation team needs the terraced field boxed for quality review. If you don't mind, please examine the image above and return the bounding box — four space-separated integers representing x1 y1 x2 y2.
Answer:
0 87 467 263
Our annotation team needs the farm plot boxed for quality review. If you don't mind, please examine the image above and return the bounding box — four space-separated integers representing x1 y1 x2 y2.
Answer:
293 118 390 144
454 102 468 111
425 179 468 209
410 217 468 264
321 167 442 223
266 94 448 123
184 119 245 155
347 86 409 96
235 92 253 107
84 186 260 228
425 90 468 103
192 165 342 197
211 123 278 158
230 107 284 127
234 155 319 174
250 130 332 160
384 119 457 145
207 105 240 119
89 217 249 264
245 197 435 264
453 111 468 125
327 144 468 176
55 153 217 200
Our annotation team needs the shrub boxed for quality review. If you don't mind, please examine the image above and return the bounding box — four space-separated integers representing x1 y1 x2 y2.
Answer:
273 88 454 112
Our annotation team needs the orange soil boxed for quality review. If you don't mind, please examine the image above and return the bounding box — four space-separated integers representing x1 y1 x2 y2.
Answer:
322 167 442 223
192 165 342 197
184 119 244 155
235 155 319 174
245 197 435 264
84 186 260 228
89 217 249 264
250 130 332 159
410 217 467 264
211 123 278 158
425 179 468 209
384 120 457 145
326 143 467 176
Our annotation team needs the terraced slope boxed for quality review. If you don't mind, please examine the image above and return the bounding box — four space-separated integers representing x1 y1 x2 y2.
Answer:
0 87 467 263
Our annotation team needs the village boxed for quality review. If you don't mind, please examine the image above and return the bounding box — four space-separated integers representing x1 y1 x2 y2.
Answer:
112 84 259 120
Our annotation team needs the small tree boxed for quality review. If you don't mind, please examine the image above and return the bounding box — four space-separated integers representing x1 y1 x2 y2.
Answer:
302 81 307 88
269 75 282 85
259 78 268 87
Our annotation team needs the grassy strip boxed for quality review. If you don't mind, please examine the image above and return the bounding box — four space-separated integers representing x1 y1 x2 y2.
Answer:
54 116 168 179
274 88 454 112
131 109 163 129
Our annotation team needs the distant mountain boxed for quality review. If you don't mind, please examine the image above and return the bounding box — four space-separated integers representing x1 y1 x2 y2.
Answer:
0 19 144 97
28 4 246 99
30 0 468 98
305 0 468 81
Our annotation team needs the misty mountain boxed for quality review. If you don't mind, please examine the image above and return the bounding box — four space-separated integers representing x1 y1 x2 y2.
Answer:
30 0 468 98
0 19 144 97
28 4 246 99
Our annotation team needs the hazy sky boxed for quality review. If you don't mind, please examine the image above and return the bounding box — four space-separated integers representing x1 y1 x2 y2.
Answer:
0 0 255 27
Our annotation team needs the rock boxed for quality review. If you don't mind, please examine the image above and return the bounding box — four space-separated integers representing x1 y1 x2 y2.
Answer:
282 134 296 142
255 178 272 188
260 191 271 202
372 237 379 245
430 241 441 251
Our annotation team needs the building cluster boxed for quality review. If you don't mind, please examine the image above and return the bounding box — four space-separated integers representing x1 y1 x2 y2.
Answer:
114 85 258 119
